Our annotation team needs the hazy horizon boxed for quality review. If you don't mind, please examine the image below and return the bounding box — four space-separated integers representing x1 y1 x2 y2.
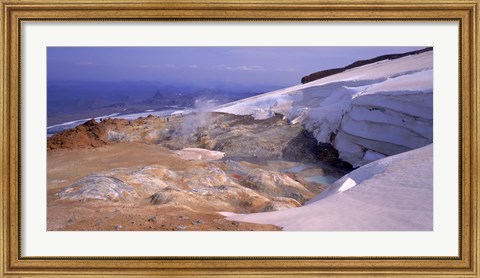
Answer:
48 46 425 87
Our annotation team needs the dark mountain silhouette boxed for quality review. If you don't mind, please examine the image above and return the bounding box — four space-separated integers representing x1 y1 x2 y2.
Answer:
301 47 432 83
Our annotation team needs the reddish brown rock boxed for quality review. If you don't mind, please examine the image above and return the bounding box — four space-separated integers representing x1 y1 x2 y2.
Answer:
47 119 108 150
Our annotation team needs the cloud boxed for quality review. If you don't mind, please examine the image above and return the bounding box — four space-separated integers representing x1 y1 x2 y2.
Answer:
138 64 174 69
75 61 93 65
212 64 264 71
279 67 297 72
138 64 199 69
212 64 228 70
236 65 264 71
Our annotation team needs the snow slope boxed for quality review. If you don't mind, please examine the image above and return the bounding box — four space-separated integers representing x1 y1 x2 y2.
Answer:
222 144 433 231
216 51 433 167
174 148 225 161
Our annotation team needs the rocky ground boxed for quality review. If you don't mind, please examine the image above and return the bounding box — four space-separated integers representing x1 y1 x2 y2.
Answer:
47 113 350 231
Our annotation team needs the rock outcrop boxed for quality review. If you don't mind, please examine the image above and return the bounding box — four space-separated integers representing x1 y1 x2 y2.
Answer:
47 112 345 166
240 169 314 203
55 158 329 214
56 174 139 202
47 119 108 150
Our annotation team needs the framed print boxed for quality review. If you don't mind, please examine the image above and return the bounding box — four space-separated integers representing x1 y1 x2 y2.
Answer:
1 0 478 277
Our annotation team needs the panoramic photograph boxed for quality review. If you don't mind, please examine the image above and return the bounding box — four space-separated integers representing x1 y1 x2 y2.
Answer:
47 46 433 231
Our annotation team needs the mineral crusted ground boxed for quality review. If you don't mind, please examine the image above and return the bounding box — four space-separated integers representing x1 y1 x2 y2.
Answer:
48 113 345 231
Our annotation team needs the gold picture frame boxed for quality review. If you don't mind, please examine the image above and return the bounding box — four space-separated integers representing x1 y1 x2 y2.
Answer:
1 0 478 276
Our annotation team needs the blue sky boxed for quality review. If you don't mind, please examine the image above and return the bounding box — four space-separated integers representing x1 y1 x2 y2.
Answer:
48 46 425 86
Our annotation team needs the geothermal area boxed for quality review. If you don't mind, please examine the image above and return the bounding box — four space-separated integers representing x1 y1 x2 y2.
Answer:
47 48 433 231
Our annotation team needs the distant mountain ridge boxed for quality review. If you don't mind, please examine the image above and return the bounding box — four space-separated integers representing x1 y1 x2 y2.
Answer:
47 81 281 126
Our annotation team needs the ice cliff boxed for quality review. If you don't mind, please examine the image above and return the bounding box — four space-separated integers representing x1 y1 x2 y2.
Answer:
216 50 433 167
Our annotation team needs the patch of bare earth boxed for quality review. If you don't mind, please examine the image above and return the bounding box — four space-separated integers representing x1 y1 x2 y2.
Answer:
48 114 344 231
48 201 280 231
48 143 283 231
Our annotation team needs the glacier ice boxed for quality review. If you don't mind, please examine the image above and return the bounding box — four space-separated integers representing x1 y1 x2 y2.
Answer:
216 51 433 167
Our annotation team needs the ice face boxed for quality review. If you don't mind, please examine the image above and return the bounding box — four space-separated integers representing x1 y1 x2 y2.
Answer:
216 51 433 167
